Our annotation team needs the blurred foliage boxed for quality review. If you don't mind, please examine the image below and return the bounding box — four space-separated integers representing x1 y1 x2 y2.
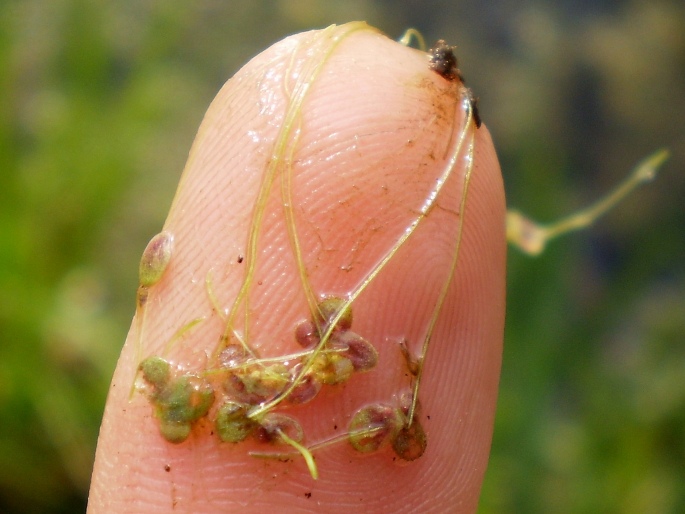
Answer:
0 0 683 512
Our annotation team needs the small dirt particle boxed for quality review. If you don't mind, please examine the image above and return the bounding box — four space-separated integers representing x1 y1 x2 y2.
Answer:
428 40 461 82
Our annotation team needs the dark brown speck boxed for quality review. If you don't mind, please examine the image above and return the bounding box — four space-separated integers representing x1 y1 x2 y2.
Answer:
428 40 461 82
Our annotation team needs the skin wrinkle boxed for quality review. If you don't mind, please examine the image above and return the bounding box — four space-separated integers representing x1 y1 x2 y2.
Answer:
89 24 505 513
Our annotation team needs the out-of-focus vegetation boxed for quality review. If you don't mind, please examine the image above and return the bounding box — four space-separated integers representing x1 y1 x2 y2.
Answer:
0 1 683 512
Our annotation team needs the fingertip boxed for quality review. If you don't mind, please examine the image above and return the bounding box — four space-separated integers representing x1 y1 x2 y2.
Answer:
90 23 506 513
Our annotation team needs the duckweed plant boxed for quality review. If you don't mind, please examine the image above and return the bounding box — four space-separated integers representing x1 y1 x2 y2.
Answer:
130 25 668 480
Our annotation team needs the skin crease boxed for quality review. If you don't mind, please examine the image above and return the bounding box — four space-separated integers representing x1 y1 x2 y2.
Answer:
88 22 506 514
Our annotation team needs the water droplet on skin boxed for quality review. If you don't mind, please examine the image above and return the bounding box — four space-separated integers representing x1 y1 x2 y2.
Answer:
246 130 261 144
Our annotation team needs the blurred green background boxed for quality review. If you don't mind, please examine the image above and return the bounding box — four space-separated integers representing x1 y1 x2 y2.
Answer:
1 0 683 512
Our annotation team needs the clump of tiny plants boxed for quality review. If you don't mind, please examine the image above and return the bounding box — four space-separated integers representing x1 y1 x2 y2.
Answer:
291 296 378 389
136 295 380 479
138 356 214 443
348 391 427 461
130 24 668 481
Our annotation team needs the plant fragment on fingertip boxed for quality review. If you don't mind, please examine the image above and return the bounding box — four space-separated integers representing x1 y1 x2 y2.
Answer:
138 356 216 444
139 356 170 389
139 231 174 287
392 419 427 461
216 401 255 443
130 230 175 398
348 404 403 453
398 27 426 51
276 429 319 480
